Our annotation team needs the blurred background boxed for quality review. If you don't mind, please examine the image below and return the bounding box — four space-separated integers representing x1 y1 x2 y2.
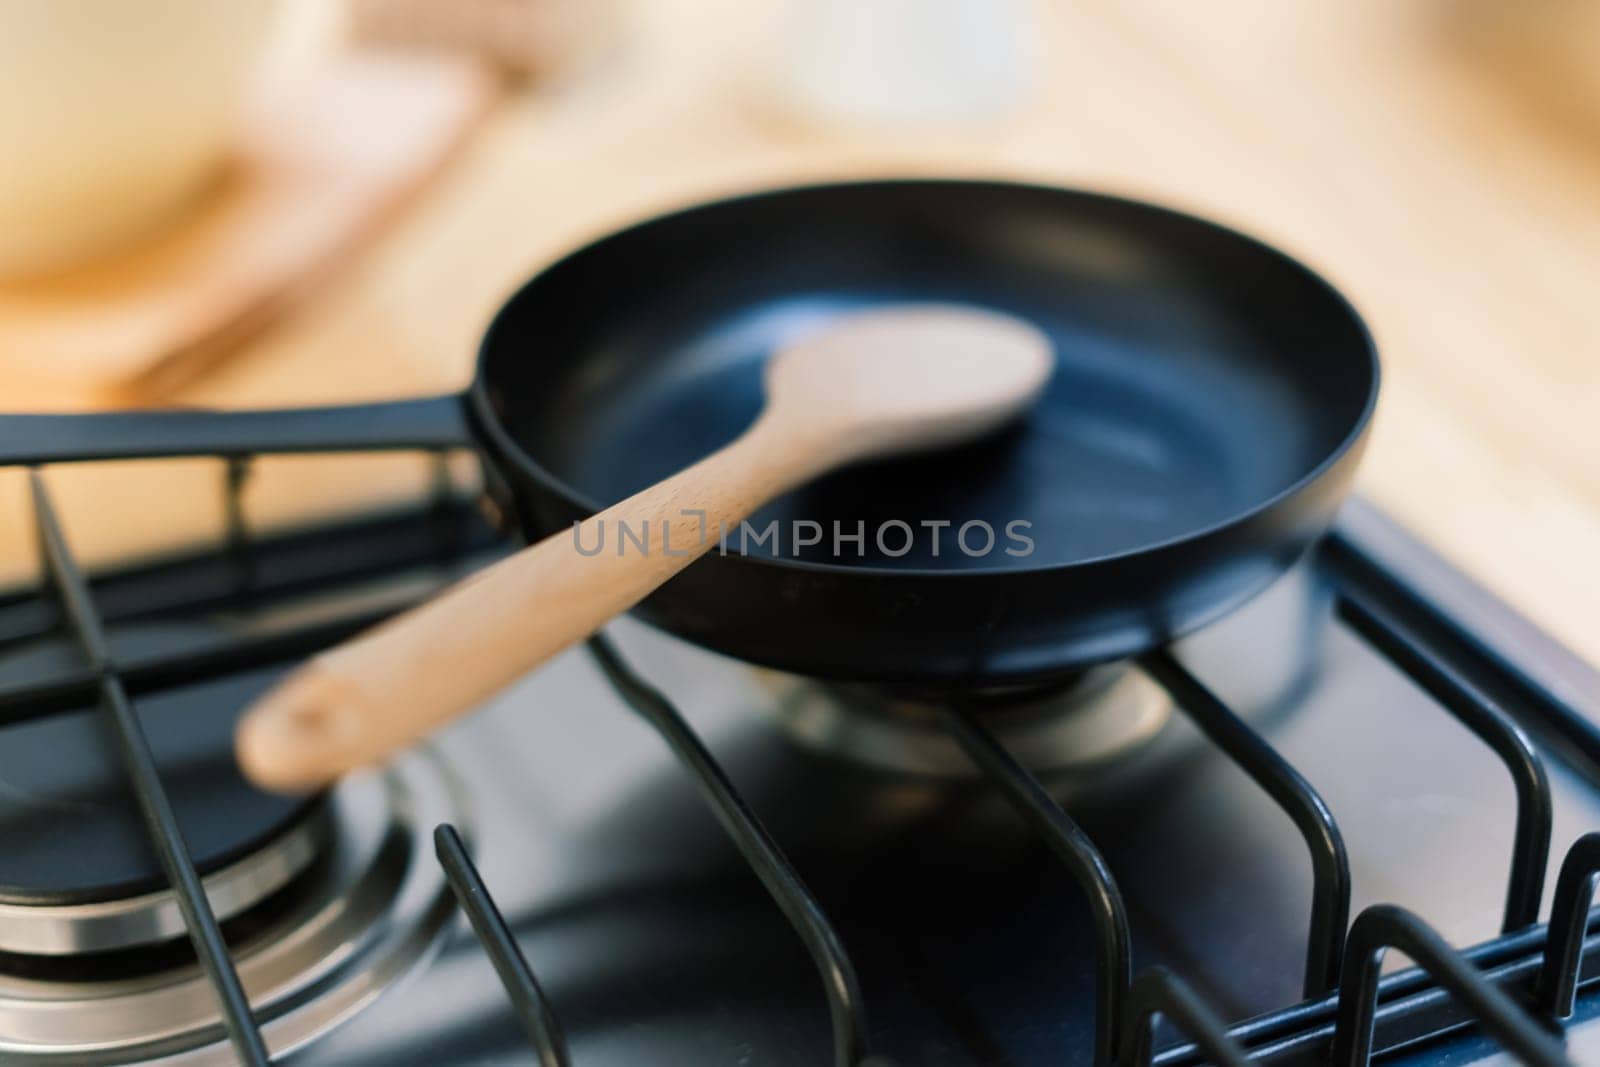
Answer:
1 0 1596 659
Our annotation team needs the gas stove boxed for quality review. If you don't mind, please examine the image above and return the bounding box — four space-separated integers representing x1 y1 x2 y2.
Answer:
1 449 1598 1066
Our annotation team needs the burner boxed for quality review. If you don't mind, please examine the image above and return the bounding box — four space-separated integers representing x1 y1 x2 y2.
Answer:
0 668 327 956
0 743 461 1064
0 643 462 1064
759 664 1172 776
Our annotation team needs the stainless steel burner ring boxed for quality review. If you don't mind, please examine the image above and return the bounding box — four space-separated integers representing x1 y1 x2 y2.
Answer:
0 747 463 1065
760 663 1172 776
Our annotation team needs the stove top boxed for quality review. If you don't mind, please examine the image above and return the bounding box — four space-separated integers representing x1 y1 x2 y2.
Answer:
0 452 1598 1067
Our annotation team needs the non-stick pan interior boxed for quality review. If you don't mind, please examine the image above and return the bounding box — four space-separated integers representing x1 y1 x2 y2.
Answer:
483 182 1374 571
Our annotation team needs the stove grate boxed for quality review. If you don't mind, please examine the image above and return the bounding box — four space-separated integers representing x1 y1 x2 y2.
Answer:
935 697 1135 1064
435 822 571 1067
1141 649 1350 1000
0 426 1596 1067
1337 590 1551 933
444 517 1595 1067
24 471 271 1066
1538 832 1600 1020
586 633 874 1066
1329 905 1565 1064
1124 967 1250 1067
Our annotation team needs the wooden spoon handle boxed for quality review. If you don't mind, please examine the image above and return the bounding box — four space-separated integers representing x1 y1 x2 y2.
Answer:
236 415 812 791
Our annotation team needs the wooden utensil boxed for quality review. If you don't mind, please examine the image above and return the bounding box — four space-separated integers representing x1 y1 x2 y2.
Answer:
234 305 1053 792
0 52 498 405
349 0 614 80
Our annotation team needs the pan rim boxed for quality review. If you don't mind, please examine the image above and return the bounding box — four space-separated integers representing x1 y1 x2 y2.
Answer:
470 176 1381 581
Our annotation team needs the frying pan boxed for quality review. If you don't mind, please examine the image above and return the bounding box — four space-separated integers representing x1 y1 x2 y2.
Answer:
0 180 1379 688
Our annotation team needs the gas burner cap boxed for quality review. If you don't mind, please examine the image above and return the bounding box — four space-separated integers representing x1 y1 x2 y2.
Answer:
0 747 462 1065
0 667 321 908
759 664 1172 776
0 662 341 962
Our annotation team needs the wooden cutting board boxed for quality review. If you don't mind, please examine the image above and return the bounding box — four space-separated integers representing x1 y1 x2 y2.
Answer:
0 50 499 406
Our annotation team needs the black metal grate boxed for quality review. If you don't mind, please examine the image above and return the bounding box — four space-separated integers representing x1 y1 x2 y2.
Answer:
1337 591 1552 933
936 700 1134 1065
1328 905 1566 1066
1538 832 1600 1020
583 633 876 1064
1123 968 1250 1067
1140 649 1351 1000
23 471 271 1066
1 428 1597 1067
435 823 571 1067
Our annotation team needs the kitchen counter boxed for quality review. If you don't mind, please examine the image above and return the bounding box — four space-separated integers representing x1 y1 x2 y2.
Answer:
4 0 1597 660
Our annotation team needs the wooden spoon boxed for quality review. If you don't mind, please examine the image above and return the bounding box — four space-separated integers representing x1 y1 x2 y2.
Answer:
235 305 1053 792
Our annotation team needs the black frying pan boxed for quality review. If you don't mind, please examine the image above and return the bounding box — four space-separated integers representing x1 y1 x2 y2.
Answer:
1 180 1379 688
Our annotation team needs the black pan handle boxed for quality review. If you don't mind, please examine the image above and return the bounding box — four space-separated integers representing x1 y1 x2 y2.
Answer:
0 394 474 467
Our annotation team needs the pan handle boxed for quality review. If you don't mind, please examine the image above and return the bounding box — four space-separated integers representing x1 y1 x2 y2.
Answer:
0 394 474 467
